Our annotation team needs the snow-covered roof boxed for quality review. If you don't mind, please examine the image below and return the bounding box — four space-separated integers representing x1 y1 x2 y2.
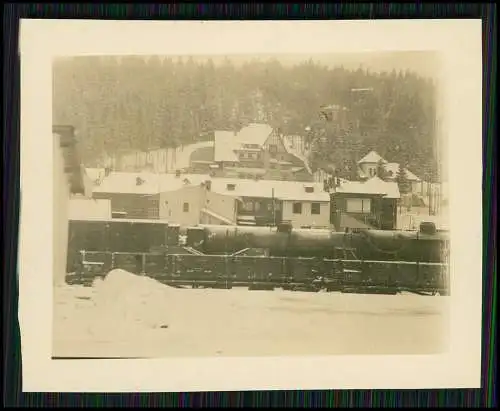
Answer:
235 123 273 146
357 150 387 165
336 176 400 199
92 172 211 195
214 124 274 163
92 170 330 202
383 162 421 181
356 150 421 182
210 178 330 202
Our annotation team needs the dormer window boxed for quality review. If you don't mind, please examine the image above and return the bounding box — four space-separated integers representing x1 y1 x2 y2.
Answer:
227 184 236 191
304 186 314 193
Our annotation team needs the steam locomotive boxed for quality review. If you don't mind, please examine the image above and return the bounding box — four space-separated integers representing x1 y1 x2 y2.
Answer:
185 222 449 263
66 218 449 295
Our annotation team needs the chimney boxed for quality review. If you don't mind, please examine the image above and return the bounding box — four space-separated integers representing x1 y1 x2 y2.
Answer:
104 167 111 177
205 180 212 191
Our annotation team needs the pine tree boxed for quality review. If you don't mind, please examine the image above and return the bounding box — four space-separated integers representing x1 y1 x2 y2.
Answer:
52 56 438 179
396 163 410 194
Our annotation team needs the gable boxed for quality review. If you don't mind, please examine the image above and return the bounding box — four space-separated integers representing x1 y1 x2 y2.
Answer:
263 131 286 152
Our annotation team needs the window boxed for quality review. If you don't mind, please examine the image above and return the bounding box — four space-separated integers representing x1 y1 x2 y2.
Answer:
311 202 321 215
148 200 159 219
242 200 253 212
369 168 376 177
346 198 371 213
304 186 314 193
293 202 302 214
269 144 278 153
183 202 189 212
227 184 236 191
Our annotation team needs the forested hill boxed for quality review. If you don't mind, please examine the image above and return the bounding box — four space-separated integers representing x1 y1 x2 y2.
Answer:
53 56 439 180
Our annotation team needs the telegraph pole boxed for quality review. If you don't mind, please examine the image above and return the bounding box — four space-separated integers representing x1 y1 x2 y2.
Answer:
272 188 276 226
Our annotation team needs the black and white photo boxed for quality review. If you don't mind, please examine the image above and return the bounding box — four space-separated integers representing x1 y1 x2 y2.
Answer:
19 19 483 392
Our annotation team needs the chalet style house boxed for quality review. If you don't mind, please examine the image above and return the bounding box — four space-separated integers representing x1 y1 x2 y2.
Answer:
208 123 312 181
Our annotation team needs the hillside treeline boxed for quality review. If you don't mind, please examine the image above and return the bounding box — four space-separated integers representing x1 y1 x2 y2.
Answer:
53 56 439 180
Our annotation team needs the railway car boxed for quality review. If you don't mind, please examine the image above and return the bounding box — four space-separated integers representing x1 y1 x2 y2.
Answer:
66 218 179 273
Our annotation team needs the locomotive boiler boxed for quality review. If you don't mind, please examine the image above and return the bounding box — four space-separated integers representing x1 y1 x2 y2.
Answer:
186 222 449 263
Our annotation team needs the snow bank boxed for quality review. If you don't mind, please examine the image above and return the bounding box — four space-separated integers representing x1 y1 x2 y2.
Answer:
90 269 177 331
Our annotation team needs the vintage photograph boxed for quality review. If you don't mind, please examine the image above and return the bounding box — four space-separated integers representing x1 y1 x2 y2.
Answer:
51 51 451 359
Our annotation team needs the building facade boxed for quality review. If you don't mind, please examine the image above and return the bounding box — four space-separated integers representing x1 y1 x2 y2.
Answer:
331 176 400 230
159 184 237 226
210 178 331 228
211 124 312 182
53 125 89 286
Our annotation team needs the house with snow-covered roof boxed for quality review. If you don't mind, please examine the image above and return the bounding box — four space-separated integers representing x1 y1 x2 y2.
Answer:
211 123 313 182
209 177 331 228
331 176 400 230
357 150 422 192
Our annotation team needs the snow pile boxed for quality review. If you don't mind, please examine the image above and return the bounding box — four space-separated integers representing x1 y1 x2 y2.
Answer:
90 269 177 331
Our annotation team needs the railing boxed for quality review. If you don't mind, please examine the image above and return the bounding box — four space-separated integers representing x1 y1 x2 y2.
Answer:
67 250 450 296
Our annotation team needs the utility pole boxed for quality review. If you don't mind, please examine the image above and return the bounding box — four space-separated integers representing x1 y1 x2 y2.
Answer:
428 180 432 216
272 188 276 226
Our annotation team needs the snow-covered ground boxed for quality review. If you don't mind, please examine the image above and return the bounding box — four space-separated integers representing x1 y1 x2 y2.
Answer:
398 206 450 231
53 270 450 358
